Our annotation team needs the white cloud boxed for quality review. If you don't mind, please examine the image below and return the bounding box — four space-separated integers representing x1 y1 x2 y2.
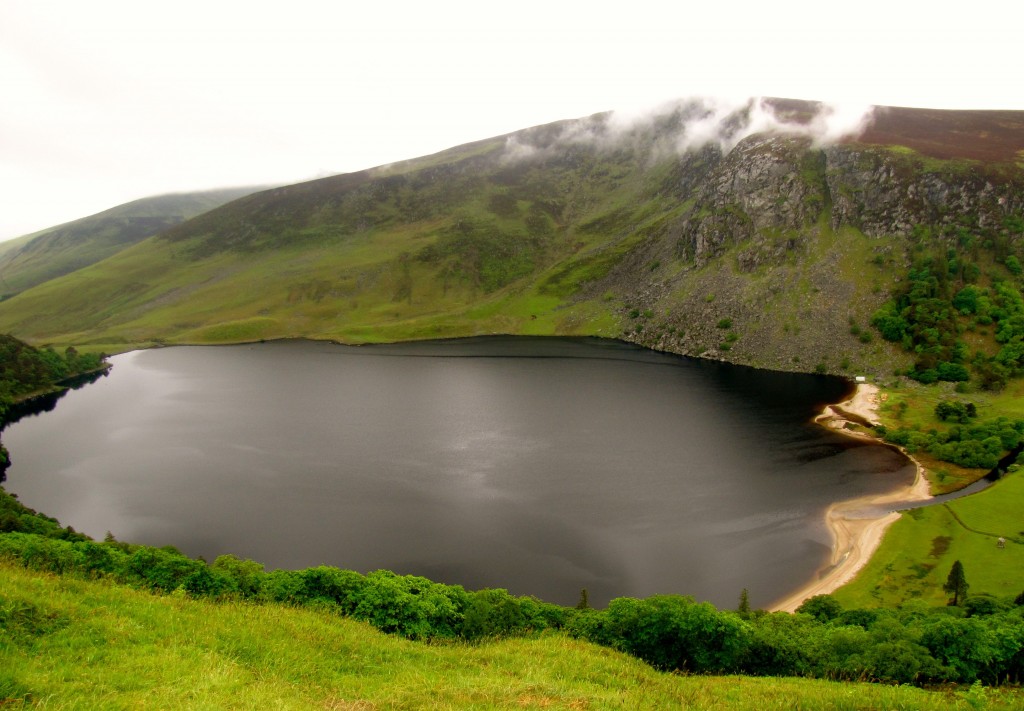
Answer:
500 96 876 165
0 0 1019 240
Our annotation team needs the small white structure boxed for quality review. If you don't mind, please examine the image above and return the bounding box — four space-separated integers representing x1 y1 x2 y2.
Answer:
855 375 867 383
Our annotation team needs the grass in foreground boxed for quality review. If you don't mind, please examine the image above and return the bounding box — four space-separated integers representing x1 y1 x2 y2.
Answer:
1 561 1014 710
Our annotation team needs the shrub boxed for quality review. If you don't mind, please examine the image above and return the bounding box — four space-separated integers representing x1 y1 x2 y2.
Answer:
0 533 80 574
297 566 366 612
599 595 751 673
124 546 206 592
461 588 529 639
935 399 977 423
353 570 468 640
937 362 970 382
797 594 843 623
211 554 266 597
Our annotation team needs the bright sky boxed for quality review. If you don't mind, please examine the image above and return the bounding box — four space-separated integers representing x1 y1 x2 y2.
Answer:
1 0 1020 241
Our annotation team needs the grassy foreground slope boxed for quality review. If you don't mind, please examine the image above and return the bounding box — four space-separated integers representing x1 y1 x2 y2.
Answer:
0 561 1009 710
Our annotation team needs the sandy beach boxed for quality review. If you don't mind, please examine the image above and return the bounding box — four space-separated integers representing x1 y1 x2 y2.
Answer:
769 383 932 612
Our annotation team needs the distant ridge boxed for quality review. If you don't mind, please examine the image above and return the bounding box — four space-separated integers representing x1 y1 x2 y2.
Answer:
0 186 269 298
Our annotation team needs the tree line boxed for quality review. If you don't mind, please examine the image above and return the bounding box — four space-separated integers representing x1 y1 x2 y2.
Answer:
878 414 1024 471
0 334 107 475
871 219 1024 391
0 334 105 417
3 490 1024 686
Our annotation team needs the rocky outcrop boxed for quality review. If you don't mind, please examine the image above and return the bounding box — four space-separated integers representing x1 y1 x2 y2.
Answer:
673 135 828 267
823 146 1023 236
671 133 1024 272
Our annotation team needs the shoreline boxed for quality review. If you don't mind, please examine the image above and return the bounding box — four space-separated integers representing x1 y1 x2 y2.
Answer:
769 383 932 613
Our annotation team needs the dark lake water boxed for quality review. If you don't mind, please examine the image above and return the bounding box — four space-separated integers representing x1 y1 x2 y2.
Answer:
2 337 915 608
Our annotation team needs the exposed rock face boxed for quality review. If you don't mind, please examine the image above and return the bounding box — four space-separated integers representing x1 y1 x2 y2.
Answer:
603 123 1024 376
670 133 1024 273
675 135 829 266
823 146 1022 235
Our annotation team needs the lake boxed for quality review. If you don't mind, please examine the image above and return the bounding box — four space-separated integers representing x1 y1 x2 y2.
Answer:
2 337 915 608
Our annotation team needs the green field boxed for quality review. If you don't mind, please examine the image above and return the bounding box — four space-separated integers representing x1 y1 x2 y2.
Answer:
2 561 1015 710
832 372 1024 607
835 467 1024 609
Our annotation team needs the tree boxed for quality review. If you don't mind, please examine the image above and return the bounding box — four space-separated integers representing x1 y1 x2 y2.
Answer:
737 588 751 617
943 560 969 606
796 594 843 622
576 588 590 610
935 399 977 423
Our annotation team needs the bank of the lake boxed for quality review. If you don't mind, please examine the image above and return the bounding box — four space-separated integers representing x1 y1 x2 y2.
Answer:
1 337 916 610
820 381 1024 608
772 383 934 611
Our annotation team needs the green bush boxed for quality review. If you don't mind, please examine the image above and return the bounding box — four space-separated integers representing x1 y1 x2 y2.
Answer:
796 594 843 622
595 595 751 673
352 570 469 640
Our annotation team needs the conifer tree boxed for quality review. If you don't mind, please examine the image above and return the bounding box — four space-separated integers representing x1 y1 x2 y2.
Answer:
943 559 969 606
738 588 751 616
575 588 590 610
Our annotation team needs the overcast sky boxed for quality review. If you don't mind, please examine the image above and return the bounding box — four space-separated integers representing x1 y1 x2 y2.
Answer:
2 0 1020 241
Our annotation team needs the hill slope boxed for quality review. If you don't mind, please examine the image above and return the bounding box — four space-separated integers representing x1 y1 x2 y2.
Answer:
0 98 1021 378
0 561 1000 709
0 187 267 298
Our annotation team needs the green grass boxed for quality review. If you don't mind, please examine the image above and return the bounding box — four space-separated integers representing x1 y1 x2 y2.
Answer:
1 561 1014 710
875 378 1024 494
835 470 1024 609
829 371 1024 610
0 188 262 298
183 317 282 343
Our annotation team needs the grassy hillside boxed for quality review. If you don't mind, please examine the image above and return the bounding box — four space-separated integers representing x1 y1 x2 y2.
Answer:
0 187 266 298
0 122 664 352
0 560 1012 710
0 102 1020 381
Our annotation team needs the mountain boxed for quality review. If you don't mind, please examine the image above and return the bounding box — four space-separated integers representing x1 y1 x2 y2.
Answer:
0 187 268 298
0 98 1021 378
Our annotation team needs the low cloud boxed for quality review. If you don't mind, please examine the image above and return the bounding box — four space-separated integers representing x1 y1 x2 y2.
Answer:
502 96 876 162
501 135 541 162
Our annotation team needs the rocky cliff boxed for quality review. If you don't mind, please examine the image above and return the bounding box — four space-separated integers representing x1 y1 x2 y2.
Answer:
581 103 1024 374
